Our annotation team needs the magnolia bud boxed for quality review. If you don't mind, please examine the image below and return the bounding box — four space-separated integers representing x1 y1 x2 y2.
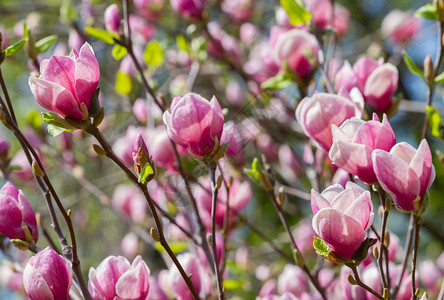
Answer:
424 55 434 84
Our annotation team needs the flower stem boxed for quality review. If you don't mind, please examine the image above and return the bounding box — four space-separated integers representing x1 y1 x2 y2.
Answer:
411 215 422 300
208 162 225 300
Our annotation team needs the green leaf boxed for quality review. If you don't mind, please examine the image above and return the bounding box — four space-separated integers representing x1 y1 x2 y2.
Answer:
47 124 68 137
85 27 119 44
435 71 444 83
260 72 292 90
153 241 187 254
176 35 189 53
313 236 329 258
111 44 127 60
3 40 26 57
138 163 154 184
223 279 244 290
415 0 439 20
143 40 164 68
35 35 57 53
426 106 443 137
402 51 426 83
115 71 132 95
41 112 77 130
244 158 263 185
190 36 207 61
60 0 79 22
280 0 311 25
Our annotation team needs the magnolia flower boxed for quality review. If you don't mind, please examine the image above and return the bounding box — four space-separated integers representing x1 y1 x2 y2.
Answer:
0 182 38 243
311 182 374 259
163 93 224 159
23 248 72 300
329 113 396 183
88 255 150 300
29 42 100 120
372 139 435 212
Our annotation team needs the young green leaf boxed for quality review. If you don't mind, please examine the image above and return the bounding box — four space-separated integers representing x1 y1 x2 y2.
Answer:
153 241 188 254
176 35 189 53
402 51 426 83
138 163 154 184
115 71 132 95
47 124 70 138
415 0 439 20
260 72 292 90
35 35 57 53
426 106 443 137
313 236 329 258
435 71 444 83
280 0 312 25
85 27 119 44
3 40 26 57
143 40 164 68
111 44 127 60
41 112 77 130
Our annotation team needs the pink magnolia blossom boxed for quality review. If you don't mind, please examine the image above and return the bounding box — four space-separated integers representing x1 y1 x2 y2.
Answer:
104 4 121 34
0 264 24 293
195 178 251 230
168 253 211 300
296 93 361 152
0 182 38 243
372 140 435 212
293 218 318 255
381 10 421 45
272 28 319 78
336 57 398 112
121 232 139 258
170 0 205 19
148 126 180 174
113 126 147 166
68 30 85 53
112 184 147 223
244 41 280 83
88 255 150 300
133 98 148 124
311 182 374 259
0 135 10 160
220 121 245 165
240 23 258 47
23 247 72 300
277 264 308 297
362 263 411 300
134 0 165 19
329 113 396 183
129 15 156 43
163 93 224 158
28 42 100 120
207 22 241 65
221 0 254 22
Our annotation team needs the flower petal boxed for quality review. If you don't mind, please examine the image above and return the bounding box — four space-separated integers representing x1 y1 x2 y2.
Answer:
372 149 420 211
74 42 100 108
312 208 366 259
363 64 398 112
29 77 83 120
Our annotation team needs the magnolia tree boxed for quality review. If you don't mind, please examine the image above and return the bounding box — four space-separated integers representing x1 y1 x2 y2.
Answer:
0 0 443 299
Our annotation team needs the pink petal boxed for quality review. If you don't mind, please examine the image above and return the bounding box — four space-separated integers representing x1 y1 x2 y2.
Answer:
23 264 54 300
410 139 434 198
390 142 416 164
352 57 380 85
344 191 373 230
372 150 420 211
29 77 83 120
312 208 366 259
330 183 367 212
18 191 38 242
311 189 331 215
336 62 364 93
74 42 100 108
40 55 76 96
363 64 398 112
329 140 376 183
115 261 150 300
